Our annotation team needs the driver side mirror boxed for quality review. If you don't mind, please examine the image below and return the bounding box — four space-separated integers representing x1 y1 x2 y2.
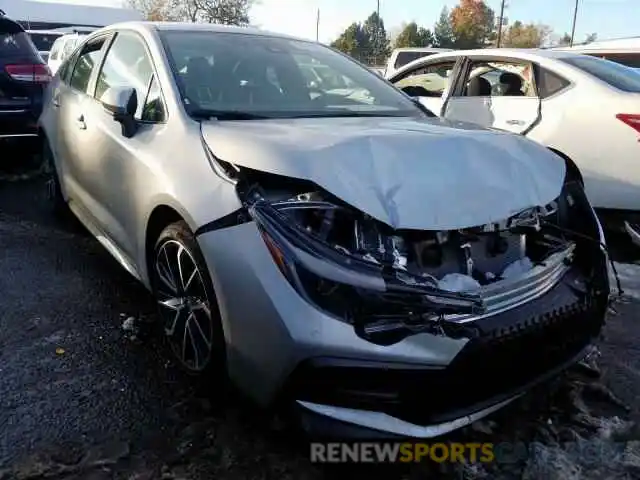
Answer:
99 86 139 138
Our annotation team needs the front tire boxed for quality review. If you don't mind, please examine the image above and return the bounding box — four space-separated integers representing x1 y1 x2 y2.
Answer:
151 221 227 379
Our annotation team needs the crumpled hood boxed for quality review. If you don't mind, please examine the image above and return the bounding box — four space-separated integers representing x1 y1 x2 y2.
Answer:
201 116 566 230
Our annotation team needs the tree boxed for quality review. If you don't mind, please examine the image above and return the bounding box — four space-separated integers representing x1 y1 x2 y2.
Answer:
127 0 178 21
128 0 253 25
554 31 597 47
502 21 552 48
331 22 370 61
584 32 598 44
394 22 434 48
433 7 455 48
557 32 572 46
450 0 496 49
171 0 200 22
363 11 390 64
194 0 253 25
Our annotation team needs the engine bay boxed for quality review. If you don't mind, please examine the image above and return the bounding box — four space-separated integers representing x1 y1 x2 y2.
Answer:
272 190 568 293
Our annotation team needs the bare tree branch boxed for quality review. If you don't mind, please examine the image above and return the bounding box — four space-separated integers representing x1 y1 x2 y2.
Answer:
128 0 254 25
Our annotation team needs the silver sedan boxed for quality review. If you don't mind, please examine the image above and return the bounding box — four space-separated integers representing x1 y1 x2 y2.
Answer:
40 22 611 438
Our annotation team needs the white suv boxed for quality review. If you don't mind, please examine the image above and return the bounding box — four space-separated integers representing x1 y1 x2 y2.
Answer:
48 33 87 75
384 47 453 77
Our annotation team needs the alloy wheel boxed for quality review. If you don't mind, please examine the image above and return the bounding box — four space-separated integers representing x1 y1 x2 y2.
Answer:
154 239 214 372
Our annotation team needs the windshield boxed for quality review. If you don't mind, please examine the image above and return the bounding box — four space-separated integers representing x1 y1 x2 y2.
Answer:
560 55 640 93
160 31 421 119
28 32 63 52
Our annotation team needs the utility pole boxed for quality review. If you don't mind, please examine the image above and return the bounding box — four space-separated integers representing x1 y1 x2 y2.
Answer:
316 8 320 42
570 0 579 46
496 0 506 48
375 0 380 65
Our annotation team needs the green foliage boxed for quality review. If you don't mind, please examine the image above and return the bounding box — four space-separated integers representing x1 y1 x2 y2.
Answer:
450 0 496 49
433 7 455 48
584 32 598 44
557 33 572 46
331 11 389 64
329 1 599 63
555 31 598 47
502 21 552 48
363 11 390 62
330 22 370 60
394 22 434 48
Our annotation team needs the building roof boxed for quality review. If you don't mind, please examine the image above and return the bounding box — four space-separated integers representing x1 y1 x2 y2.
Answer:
1 0 142 28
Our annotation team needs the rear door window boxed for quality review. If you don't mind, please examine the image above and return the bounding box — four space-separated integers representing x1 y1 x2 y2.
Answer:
394 60 456 97
560 55 640 93
536 67 571 99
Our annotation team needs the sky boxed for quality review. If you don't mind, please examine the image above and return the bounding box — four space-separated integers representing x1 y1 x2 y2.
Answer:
36 0 639 44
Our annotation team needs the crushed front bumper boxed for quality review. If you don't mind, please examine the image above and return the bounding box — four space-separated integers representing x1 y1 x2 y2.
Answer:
198 220 608 438
285 267 607 438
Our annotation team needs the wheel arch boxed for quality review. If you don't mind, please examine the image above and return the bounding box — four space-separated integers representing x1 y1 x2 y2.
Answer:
144 204 185 283
548 147 584 187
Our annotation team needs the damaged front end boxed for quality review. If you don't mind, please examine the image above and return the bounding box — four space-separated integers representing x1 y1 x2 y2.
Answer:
207 156 610 434
225 166 609 348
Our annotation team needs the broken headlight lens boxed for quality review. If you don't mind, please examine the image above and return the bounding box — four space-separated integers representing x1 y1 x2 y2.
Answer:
248 197 485 326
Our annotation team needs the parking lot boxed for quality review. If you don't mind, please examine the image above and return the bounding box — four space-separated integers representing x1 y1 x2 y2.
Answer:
0 158 639 479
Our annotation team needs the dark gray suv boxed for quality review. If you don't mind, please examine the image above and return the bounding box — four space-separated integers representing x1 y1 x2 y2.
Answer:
0 11 51 144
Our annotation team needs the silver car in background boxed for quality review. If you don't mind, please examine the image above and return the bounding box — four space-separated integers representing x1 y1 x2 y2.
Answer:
39 22 610 438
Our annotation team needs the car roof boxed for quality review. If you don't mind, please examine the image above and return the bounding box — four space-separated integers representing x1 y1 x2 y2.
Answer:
0 15 25 34
392 47 453 53
426 48 581 61
94 21 310 42
389 47 593 80
551 37 640 52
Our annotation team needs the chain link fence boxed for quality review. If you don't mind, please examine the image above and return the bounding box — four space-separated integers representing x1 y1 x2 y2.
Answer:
348 54 387 68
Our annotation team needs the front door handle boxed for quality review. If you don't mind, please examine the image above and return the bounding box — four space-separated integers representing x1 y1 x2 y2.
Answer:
76 114 86 130
506 119 525 126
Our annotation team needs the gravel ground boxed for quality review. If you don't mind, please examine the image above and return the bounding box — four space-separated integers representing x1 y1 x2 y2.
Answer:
1 159 640 479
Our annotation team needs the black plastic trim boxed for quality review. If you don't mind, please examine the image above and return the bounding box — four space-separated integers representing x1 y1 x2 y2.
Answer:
285 269 607 426
194 208 250 236
294 345 589 440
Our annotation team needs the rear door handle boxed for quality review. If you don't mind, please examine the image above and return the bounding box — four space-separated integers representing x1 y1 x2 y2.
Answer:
506 119 525 126
51 91 61 107
76 114 86 130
